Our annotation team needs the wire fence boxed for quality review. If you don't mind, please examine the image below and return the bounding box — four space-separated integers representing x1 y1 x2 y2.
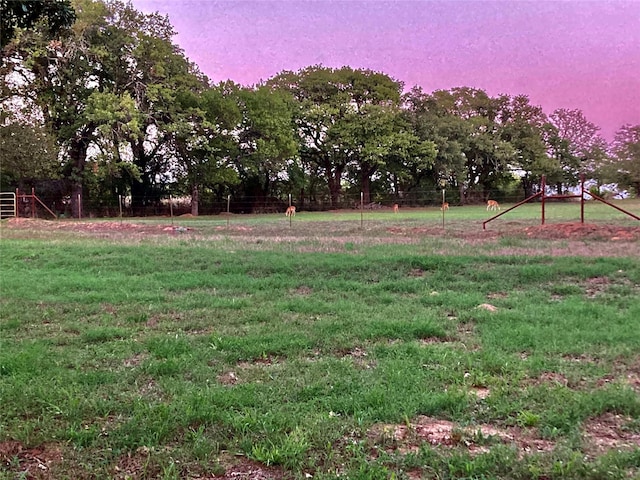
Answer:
12 188 547 219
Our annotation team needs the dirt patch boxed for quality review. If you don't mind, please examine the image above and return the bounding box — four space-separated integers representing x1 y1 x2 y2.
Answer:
4 218 640 257
470 387 491 399
4 217 193 239
583 413 640 456
112 448 159 479
218 371 240 385
337 346 376 370
0 441 63 479
291 285 313 295
524 372 569 388
523 222 640 241
418 336 456 346
584 276 611 298
367 416 555 457
601 355 640 392
123 353 147 368
215 455 288 479
477 303 498 312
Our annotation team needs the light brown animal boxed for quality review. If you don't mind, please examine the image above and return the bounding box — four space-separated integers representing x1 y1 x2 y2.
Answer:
393 204 399 213
486 200 500 211
285 205 296 217
440 202 449 211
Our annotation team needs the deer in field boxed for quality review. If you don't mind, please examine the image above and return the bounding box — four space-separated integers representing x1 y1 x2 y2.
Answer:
441 202 449 211
486 200 500 211
285 205 296 217
393 204 399 213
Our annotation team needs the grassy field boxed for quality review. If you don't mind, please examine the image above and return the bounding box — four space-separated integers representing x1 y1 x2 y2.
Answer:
1 202 639 479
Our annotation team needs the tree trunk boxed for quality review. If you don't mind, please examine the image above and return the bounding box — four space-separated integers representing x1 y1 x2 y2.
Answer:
361 172 372 204
130 138 149 211
360 162 377 205
326 164 343 208
68 132 90 218
191 183 199 216
521 176 534 199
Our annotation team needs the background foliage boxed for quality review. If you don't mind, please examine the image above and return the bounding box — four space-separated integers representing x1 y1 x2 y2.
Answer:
1 0 639 217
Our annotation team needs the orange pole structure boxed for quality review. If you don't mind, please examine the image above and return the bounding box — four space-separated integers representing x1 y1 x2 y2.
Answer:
483 191 542 230
580 173 585 224
541 175 546 225
441 189 445 229
31 187 36 218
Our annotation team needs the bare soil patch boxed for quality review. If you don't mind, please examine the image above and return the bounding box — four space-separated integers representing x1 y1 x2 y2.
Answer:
367 416 555 457
584 276 611 298
0 440 63 479
4 218 640 256
215 455 288 480
523 222 640 241
583 413 640 456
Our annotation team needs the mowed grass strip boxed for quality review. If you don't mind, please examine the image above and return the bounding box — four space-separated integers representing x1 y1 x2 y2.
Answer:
1 237 639 479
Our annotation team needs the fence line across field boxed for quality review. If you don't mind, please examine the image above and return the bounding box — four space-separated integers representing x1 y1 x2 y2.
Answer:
4 182 638 231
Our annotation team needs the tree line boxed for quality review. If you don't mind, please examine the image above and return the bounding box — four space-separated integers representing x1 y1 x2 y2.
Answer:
2 0 639 217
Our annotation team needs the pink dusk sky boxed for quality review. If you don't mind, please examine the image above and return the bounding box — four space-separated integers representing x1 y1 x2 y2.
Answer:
130 0 640 140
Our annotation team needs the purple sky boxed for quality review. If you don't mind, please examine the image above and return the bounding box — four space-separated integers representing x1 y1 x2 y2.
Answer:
130 0 640 140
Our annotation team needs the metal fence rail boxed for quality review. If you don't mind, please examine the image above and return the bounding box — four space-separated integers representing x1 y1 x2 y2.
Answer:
0 192 16 219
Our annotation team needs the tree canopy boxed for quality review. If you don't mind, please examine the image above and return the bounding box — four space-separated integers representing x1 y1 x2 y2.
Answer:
1 0 636 217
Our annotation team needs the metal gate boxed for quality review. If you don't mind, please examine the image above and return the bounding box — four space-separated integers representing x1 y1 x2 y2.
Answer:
0 192 17 219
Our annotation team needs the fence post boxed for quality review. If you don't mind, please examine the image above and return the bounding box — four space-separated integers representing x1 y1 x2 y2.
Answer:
360 192 364 229
289 193 292 228
15 188 19 218
227 194 231 228
31 187 36 218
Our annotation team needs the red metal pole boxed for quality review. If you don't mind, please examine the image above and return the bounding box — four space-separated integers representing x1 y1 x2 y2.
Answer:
31 187 36 218
541 175 546 225
580 173 585 224
482 191 542 230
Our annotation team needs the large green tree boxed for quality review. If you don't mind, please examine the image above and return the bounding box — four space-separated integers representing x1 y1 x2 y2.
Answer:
269 66 432 206
548 108 608 189
268 66 353 208
497 94 555 197
429 88 514 204
232 85 298 211
91 0 205 211
0 0 75 48
0 121 59 190
403 87 468 202
2 0 112 216
170 83 242 215
609 124 640 196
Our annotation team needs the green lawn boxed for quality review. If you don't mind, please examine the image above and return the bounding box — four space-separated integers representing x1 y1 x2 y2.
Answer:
1 206 639 479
